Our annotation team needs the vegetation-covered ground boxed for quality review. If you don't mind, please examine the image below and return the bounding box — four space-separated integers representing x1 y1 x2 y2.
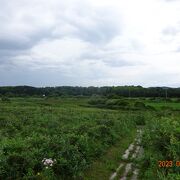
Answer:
0 97 137 179
0 97 179 179
140 113 180 179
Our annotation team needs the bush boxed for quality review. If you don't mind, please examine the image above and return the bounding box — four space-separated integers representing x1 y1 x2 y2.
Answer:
105 99 119 106
0 98 136 179
140 117 180 179
134 101 146 108
175 98 180 103
1 97 10 102
88 97 106 105
160 106 173 111
116 100 129 107
146 105 156 111
134 114 146 125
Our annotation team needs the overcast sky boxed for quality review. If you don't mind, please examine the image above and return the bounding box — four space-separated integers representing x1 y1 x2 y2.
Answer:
1 0 180 87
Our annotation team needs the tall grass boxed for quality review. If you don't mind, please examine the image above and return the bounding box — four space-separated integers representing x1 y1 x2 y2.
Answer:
0 97 136 179
140 114 180 179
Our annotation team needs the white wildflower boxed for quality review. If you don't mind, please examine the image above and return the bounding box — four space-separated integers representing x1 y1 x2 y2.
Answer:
42 158 56 168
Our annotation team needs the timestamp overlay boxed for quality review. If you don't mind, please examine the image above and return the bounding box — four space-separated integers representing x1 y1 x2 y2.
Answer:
158 161 180 168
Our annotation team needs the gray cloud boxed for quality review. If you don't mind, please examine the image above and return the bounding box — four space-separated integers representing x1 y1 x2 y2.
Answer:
0 0 120 66
1 0 180 87
0 37 31 50
51 5 120 44
162 27 180 36
104 59 136 67
175 46 180 52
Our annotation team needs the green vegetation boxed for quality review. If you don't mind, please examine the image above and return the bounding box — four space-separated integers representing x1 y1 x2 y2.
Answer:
88 97 155 111
140 115 180 179
0 97 137 179
1 85 180 98
0 94 179 179
84 129 136 179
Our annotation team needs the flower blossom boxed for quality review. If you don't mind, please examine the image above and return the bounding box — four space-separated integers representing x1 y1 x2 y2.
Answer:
42 158 56 168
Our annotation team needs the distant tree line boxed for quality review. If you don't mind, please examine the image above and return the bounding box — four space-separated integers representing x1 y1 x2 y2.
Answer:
0 85 180 97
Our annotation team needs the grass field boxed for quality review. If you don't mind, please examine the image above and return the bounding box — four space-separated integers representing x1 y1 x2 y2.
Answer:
147 102 180 110
0 97 179 179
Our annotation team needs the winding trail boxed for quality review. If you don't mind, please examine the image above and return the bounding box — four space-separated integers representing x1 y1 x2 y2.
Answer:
109 128 143 180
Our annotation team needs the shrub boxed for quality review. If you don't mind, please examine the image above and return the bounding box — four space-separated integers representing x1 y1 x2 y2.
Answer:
134 101 146 109
1 97 10 102
146 105 156 111
105 99 116 105
0 97 137 179
140 117 180 179
96 119 114 127
116 100 129 107
134 114 146 125
175 98 180 103
88 97 106 105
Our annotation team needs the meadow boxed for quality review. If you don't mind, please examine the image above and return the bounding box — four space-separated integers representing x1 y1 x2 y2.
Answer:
0 96 179 179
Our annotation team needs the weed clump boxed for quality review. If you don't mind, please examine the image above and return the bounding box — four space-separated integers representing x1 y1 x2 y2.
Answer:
1 96 10 102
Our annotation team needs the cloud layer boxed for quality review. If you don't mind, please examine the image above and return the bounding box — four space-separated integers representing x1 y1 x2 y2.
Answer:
1 0 180 87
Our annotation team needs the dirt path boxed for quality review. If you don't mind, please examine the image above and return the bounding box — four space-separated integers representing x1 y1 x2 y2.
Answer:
109 128 143 180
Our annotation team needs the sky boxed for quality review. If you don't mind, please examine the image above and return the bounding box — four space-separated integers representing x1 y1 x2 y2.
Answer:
0 0 180 87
